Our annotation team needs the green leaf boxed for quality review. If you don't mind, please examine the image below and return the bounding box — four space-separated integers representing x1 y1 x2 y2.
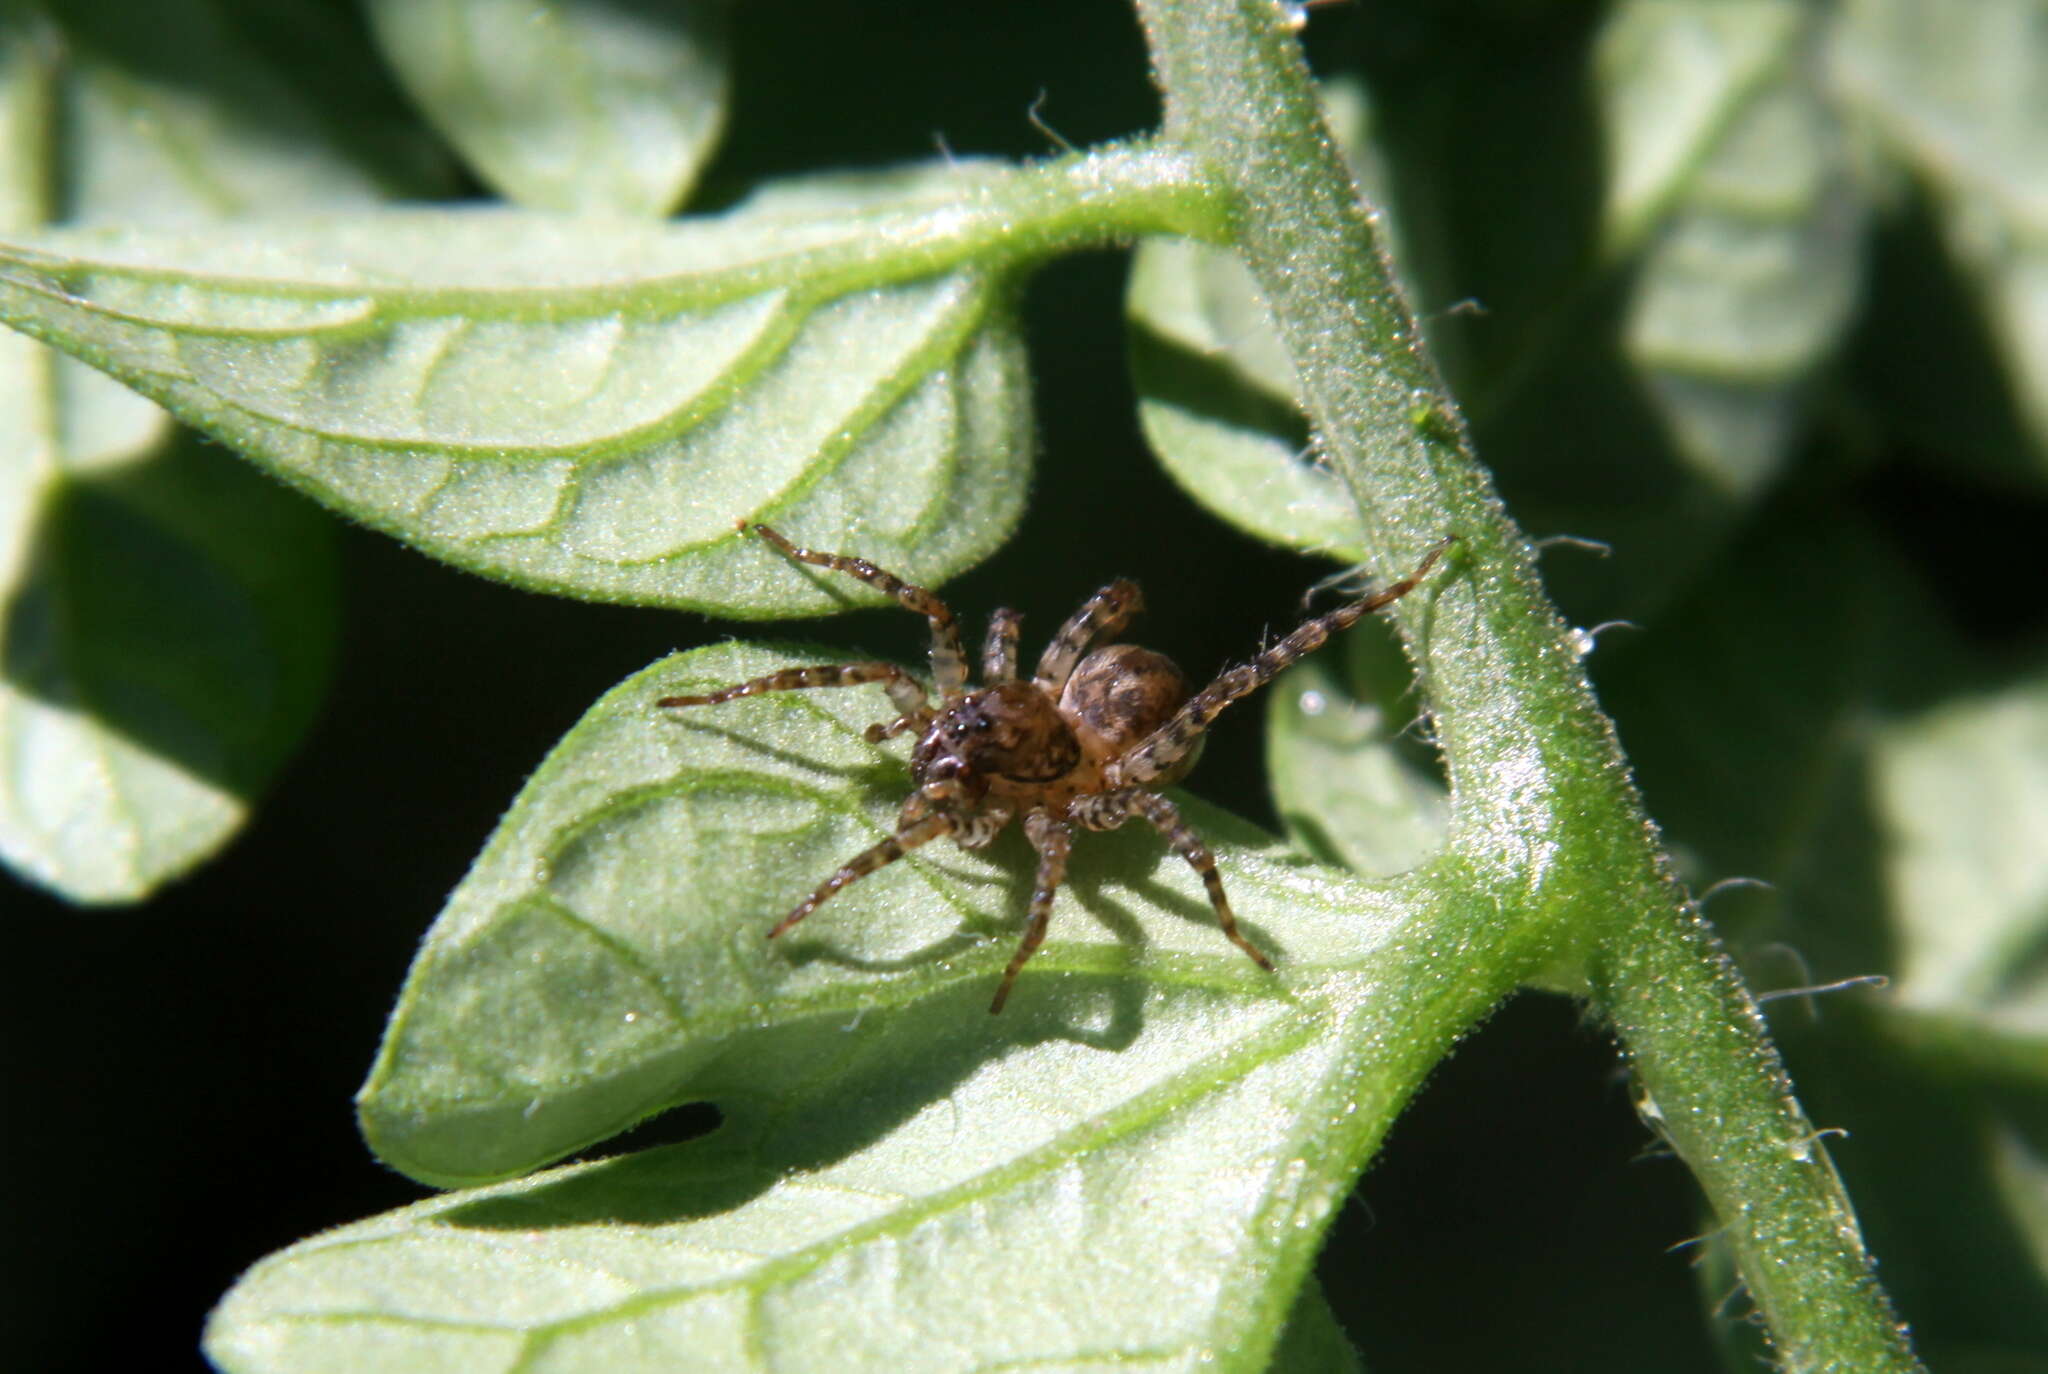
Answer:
1835 0 2048 470
0 0 343 903
283 640 1524 1371
0 432 337 902
367 0 729 217
1125 80 1386 561
33 0 400 220
1874 674 2048 1032
357 639 1487 1183
1126 235 1353 558
1268 1283 1366 1374
1600 0 1866 497
1266 638 1447 880
0 147 1220 614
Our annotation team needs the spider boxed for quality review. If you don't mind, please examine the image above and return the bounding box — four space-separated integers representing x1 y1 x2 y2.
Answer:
659 522 1455 1013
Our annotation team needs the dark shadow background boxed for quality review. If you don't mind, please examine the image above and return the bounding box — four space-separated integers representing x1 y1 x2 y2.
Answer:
8 3 2047 1371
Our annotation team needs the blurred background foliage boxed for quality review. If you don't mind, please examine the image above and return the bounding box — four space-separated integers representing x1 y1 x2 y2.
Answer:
4 1 2045 1370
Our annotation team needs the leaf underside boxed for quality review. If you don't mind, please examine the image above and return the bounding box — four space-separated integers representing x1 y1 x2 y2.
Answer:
202 642 1513 1373
0 176 1038 616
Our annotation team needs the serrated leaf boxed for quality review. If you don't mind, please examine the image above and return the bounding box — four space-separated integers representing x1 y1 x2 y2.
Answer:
0 150 1217 614
1834 0 2048 469
1600 0 1866 496
368 0 729 217
281 640 1530 1372
1599 0 1803 245
1125 80 1387 561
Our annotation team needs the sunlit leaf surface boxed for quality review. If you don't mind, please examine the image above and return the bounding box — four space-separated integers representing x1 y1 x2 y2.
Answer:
0 195 1031 615
200 643 1508 1372
0 155 1213 613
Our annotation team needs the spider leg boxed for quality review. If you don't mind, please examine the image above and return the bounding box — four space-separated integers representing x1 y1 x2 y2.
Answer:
990 810 1074 1014
749 523 969 695
658 661 930 718
767 812 955 939
1114 537 1454 785
981 608 1023 683
1033 578 1144 696
864 709 936 744
1071 788 1273 973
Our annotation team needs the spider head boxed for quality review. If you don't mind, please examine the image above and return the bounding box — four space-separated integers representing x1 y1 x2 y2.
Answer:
909 681 1082 810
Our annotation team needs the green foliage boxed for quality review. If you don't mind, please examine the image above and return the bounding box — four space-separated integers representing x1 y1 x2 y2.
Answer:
0 154 1204 612
4 1 2046 1371
366 0 730 217
247 642 1514 1365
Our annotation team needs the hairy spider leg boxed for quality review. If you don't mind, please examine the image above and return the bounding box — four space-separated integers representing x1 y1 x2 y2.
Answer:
767 812 956 939
990 811 1075 1014
1033 578 1145 695
1115 537 1455 785
981 607 1024 683
658 662 934 745
657 660 929 714
750 524 970 695
1071 787 1273 972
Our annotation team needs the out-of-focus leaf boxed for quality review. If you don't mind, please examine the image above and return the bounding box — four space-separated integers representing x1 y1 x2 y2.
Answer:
252 641 1526 1373
1874 675 2048 1032
1834 0 2048 470
368 0 729 217
1601 0 1866 498
1267 642 1446 880
1125 80 1386 561
0 435 337 901
0 1 344 903
1597 500 2048 1360
42 0 398 221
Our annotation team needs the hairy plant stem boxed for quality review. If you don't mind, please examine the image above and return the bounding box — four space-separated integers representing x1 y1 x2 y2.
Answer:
1132 1 1921 1368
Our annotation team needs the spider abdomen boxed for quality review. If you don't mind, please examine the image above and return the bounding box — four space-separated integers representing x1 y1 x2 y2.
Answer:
1058 644 1190 762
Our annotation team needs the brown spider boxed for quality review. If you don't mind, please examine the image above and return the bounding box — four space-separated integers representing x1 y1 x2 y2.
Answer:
659 523 1454 1013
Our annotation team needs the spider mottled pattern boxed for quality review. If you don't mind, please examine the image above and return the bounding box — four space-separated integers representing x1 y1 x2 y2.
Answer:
659 522 1455 1013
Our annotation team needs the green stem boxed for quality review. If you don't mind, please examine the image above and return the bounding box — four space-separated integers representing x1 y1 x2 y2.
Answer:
1132 1 1920 1368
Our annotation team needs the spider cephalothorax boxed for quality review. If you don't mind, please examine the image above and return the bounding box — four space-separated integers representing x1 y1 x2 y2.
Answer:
659 522 1453 1012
